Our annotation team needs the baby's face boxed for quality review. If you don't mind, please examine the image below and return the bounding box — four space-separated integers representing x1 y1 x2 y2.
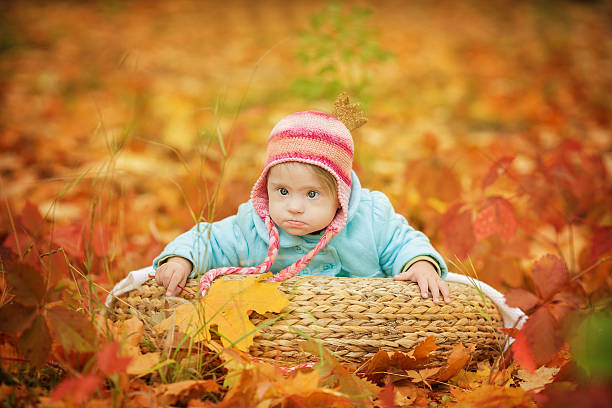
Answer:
267 164 339 235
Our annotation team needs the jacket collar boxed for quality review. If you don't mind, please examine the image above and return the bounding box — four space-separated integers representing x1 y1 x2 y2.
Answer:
252 171 361 247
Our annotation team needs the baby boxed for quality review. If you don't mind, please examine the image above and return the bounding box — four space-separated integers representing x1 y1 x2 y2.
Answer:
153 111 450 303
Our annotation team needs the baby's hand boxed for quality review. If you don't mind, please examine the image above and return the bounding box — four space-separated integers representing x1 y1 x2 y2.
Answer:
155 257 192 296
393 260 450 304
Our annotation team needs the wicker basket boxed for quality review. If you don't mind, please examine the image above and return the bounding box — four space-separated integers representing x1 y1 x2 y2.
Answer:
110 275 504 364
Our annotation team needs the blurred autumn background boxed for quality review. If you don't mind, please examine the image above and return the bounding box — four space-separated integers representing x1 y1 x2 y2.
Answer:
1 0 611 406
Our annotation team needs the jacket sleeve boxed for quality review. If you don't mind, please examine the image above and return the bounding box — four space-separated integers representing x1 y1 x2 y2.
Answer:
370 191 448 278
152 206 257 279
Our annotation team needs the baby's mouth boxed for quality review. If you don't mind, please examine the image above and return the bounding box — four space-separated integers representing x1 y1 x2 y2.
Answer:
286 220 306 227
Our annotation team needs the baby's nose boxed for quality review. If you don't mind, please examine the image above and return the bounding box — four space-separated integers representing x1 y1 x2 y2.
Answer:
287 198 305 213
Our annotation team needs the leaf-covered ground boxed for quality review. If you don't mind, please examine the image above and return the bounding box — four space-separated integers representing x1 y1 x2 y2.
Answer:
1 0 611 406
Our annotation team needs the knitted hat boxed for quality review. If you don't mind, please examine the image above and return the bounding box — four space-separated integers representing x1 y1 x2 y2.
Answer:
200 110 354 295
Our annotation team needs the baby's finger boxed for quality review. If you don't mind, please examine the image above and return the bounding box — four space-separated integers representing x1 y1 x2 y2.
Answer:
417 275 429 298
393 270 414 281
439 280 450 303
155 265 167 286
166 269 183 296
428 277 441 304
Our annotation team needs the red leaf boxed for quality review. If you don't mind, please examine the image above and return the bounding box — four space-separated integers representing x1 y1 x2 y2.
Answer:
2 231 30 260
92 225 113 258
505 288 541 312
52 223 85 261
590 226 612 262
440 203 475 259
473 205 496 241
0 303 37 333
20 201 43 235
512 330 537 373
531 254 569 300
97 341 132 376
5 262 46 306
482 156 514 190
51 374 102 404
47 306 97 353
18 314 51 366
523 306 561 367
41 250 69 289
495 198 517 242
473 197 517 243
378 384 399 408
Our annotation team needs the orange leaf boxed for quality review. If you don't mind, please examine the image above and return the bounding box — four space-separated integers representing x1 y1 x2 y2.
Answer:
435 343 471 382
110 317 160 376
450 384 533 407
302 339 379 402
413 335 439 360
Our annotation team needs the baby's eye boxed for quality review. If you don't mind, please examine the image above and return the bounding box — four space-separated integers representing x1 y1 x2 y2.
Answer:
307 190 319 199
278 187 289 196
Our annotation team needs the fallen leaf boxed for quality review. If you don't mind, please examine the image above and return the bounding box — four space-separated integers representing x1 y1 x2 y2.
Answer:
517 366 559 391
435 343 471 382
302 339 379 403
155 275 290 350
449 384 534 407
111 317 160 376
155 380 221 406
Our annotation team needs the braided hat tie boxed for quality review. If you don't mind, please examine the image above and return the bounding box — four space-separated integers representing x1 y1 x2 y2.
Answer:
199 217 338 296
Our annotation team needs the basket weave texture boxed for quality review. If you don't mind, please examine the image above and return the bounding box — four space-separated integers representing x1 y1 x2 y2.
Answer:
111 275 504 364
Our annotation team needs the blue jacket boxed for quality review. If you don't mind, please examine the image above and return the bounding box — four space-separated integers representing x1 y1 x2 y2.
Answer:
153 172 447 279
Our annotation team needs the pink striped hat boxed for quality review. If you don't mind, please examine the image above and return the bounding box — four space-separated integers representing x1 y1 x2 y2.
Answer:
199 110 354 295
251 110 354 232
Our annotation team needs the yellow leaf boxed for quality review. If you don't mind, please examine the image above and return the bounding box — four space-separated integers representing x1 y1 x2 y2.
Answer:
205 275 289 350
154 276 290 351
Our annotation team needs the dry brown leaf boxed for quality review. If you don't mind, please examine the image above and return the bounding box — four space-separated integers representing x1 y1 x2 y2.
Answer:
155 380 221 406
109 317 160 376
517 366 559 391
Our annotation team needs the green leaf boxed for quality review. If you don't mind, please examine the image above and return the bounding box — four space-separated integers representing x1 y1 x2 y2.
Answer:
19 314 51 366
47 306 97 353
6 262 46 306
571 310 612 380
0 303 37 333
